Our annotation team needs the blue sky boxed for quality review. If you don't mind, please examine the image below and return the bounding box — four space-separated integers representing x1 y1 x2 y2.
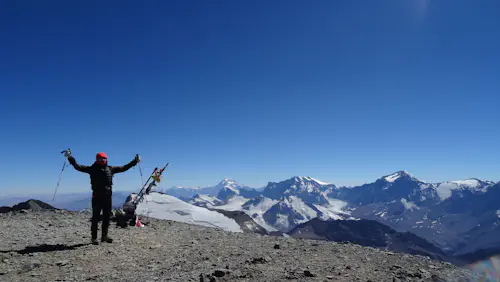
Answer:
1 0 499 195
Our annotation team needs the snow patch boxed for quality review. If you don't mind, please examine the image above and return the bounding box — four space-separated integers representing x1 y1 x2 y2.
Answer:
313 197 349 220
385 173 401 183
215 196 249 211
401 198 419 211
384 171 414 183
295 176 329 186
419 184 431 190
434 179 489 201
189 194 222 208
375 208 388 219
244 197 278 215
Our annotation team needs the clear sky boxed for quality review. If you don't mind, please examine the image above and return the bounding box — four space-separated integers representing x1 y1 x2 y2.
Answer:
1 0 499 195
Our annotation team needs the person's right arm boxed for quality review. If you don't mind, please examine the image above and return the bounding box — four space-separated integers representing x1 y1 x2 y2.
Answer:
67 156 91 173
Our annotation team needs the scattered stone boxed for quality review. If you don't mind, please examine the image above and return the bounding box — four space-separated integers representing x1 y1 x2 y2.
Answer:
326 276 334 280
304 270 315 277
251 257 267 264
419 268 430 275
56 260 70 266
213 269 227 277
149 244 162 250
21 261 41 273
432 273 445 281
274 244 280 249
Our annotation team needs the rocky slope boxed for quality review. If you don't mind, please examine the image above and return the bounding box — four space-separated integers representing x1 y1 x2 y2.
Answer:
0 210 481 282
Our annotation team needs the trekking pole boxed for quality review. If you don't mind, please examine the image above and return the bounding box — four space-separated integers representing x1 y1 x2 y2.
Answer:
53 148 71 202
137 154 144 186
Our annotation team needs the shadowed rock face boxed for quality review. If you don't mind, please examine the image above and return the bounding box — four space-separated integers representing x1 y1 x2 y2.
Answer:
211 209 273 235
287 218 463 264
0 210 480 282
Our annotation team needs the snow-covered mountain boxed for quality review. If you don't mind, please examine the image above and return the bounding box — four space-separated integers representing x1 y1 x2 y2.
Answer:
341 172 498 255
215 178 260 202
190 176 350 233
262 195 351 232
187 178 261 210
165 178 259 201
332 171 439 207
262 176 334 205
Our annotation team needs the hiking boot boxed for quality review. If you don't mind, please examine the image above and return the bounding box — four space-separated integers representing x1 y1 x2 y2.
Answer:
91 238 99 245
101 236 113 243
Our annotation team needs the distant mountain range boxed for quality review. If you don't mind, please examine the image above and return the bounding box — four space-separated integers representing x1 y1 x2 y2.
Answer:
0 190 134 211
164 178 262 201
176 171 500 263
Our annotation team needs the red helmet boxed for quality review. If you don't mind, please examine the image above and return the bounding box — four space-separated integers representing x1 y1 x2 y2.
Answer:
96 152 108 165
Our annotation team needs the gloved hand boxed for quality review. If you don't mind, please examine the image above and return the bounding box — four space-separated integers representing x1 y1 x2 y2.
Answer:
134 154 141 163
62 148 71 158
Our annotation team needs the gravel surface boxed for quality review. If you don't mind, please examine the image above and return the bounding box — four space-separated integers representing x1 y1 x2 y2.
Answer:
0 210 481 282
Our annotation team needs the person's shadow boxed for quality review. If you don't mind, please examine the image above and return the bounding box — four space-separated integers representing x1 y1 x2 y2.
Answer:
0 243 89 255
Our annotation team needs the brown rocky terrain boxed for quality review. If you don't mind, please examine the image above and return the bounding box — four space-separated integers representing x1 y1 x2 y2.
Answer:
0 210 481 282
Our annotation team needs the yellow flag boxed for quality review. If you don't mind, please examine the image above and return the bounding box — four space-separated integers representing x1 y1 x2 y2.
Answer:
152 172 161 183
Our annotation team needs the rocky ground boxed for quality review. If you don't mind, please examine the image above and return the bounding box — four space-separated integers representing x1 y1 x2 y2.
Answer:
0 210 482 282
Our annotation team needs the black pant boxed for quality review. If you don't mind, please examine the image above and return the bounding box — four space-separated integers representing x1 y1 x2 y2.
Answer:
91 194 112 239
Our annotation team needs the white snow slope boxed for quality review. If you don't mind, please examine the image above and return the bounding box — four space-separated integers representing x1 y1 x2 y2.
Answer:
135 192 243 233
215 196 249 211
313 196 350 220
434 179 492 201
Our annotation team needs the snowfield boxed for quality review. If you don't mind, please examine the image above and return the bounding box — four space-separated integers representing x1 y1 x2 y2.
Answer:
135 192 243 233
